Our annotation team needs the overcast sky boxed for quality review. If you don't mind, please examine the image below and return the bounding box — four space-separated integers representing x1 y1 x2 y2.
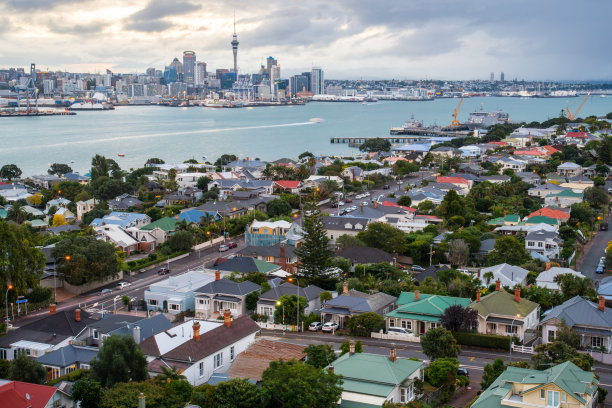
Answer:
1 0 610 80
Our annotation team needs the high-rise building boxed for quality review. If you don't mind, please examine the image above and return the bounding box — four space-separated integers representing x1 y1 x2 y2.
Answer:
183 51 196 84
500 72 505 82
146 67 156 77
195 62 207 86
301 71 312 92
311 67 324 95
490 72 494 81
290 75 309 97
231 13 239 75
164 66 177 84
170 58 183 82
266 56 277 76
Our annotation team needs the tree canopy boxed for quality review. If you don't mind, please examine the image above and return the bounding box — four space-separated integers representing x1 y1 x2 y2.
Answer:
294 202 334 288
90 334 148 388
357 222 407 254
0 164 22 181
359 138 391 152
53 235 119 286
305 344 337 369
440 305 478 332
420 327 461 360
48 163 73 176
9 351 47 384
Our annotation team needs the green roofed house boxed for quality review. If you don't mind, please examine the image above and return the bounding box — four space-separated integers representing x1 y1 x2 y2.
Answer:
140 216 178 244
487 214 520 226
0 208 7 219
328 347 424 407
385 291 471 336
469 286 540 342
524 215 559 226
472 361 598 408
544 189 583 208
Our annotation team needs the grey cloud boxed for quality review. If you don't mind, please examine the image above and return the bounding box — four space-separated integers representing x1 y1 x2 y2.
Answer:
124 0 202 32
46 21 105 35
1 0 82 11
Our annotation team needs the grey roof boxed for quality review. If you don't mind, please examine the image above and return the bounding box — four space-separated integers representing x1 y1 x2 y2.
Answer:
196 202 247 213
413 265 450 283
48 224 81 235
259 282 324 302
109 194 143 209
87 314 143 334
237 243 297 259
322 290 396 313
36 345 98 367
479 175 511 182
322 216 369 231
195 278 261 296
335 246 394 264
542 296 612 329
214 257 279 274
478 238 496 254
108 314 173 343
525 229 562 242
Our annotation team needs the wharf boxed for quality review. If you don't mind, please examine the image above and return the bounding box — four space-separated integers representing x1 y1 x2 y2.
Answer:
389 127 470 136
0 110 76 117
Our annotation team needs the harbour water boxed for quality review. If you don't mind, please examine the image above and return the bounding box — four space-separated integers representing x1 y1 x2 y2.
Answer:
1 96 612 176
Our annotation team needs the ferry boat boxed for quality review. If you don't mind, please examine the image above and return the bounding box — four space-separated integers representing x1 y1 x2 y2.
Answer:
466 108 509 130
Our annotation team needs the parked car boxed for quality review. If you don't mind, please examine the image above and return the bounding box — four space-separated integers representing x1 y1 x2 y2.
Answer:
117 282 131 289
331 202 339 208
322 322 339 332
364 192 370 197
308 322 323 331
99 288 113 296
458 367 469 377
411 265 426 272
227 242 238 249
383 184 390 189
388 327 412 335
158 267 170 275
601 222 609 231
596 265 604 274
345 198 353 203
219 244 230 252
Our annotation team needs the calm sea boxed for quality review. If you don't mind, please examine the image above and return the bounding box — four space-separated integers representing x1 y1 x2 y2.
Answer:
2 96 612 176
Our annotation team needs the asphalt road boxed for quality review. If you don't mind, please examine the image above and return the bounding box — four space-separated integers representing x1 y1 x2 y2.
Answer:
579 210 611 281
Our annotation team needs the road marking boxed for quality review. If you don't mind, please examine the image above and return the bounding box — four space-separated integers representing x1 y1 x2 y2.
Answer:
470 357 475 362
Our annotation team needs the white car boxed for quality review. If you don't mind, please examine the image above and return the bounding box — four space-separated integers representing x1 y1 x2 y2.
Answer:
117 282 131 289
322 322 339 332
364 192 370 197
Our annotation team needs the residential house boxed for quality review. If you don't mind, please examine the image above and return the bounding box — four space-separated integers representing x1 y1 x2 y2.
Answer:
209 179 273 198
472 361 599 408
430 146 460 158
0 183 31 201
335 246 395 272
273 180 301 193
546 172 567 184
45 198 71 213
598 276 612 303
536 267 586 290
487 214 521 226
394 214 443 233
63 172 90 184
557 162 583 177
541 296 612 351
214 257 281 275
144 270 216 315
245 220 293 247
488 156 527 172
436 175 472 192
479 263 530 287
524 215 560 226
140 314 260 386
514 172 541 185
411 265 450 283
47 225 81 235
75 198 96 221
544 190 583 208
0 380 73 408
321 285 396 328
469 286 540 342
108 193 143 210
236 243 298 272
162 186 203 206
175 172 205 188
36 345 98 381
139 216 178 244
302 175 344 189
458 145 483 159
178 208 220 224
322 216 369 244
525 229 562 258
385 291 471 336
194 274 261 319
477 239 496 259
528 207 570 222
228 339 306 381
196 201 247 219
93 224 141 255
31 174 62 189
561 176 594 192
528 183 569 198
328 349 424 407
53 207 76 223
342 166 365 182
0 308 94 361
494 223 558 236
90 211 151 229
256 282 324 322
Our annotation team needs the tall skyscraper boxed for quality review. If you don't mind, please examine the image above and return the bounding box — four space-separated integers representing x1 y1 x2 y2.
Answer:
311 67 324 95
490 72 494 81
231 13 239 75
500 72 505 82
266 56 277 76
170 58 183 82
183 51 196 84
195 62 207 86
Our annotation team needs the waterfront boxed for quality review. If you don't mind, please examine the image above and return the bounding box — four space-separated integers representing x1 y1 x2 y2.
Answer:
2 96 612 176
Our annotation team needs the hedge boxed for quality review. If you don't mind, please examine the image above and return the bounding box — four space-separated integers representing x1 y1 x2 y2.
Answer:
126 249 190 272
452 331 511 350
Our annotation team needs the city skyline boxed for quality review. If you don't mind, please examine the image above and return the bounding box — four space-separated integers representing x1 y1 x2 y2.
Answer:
0 0 611 80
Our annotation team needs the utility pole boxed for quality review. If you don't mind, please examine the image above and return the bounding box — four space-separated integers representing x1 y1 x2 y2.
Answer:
429 244 434 266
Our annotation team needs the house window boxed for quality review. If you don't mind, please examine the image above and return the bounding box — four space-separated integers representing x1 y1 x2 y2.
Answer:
400 384 414 403
401 320 412 330
540 389 545 399
389 319 395 327
547 390 560 407
561 392 566 403
199 362 204 377
93 329 99 339
538 242 543 248
230 346 235 361
169 303 181 311
0 349 6 360
430 323 437 329
528 241 535 247
592 337 604 348
548 330 555 342
214 352 223 369
198 299 204 305
505 325 518 334
148 299 158 306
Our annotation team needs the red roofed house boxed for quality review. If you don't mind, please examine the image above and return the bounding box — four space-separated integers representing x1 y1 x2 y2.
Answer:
380 201 417 213
436 176 472 189
0 381 72 408
273 180 301 194
566 131 588 139
513 149 546 157
528 207 570 221
541 145 559 155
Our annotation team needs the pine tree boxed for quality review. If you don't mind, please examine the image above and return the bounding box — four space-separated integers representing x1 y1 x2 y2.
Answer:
295 200 334 288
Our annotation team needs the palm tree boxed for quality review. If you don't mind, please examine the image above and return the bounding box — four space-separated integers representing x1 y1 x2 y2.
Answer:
156 365 186 382
7 201 27 224
483 271 495 286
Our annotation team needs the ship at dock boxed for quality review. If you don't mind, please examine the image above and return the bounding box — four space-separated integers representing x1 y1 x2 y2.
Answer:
466 109 509 130
390 114 440 135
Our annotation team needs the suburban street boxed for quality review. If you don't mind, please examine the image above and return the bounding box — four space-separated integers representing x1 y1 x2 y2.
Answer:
579 208 611 281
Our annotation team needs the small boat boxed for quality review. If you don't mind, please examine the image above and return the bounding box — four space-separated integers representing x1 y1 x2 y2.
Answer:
118 154 125 157
601 94 607 98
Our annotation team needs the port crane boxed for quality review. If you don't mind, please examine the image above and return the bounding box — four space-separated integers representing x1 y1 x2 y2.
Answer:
566 91 591 120
450 95 464 127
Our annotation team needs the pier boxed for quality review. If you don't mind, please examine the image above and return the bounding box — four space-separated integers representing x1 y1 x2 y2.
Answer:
0 110 76 118
331 129 471 147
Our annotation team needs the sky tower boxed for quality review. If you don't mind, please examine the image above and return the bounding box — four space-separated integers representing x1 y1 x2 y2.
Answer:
231 13 239 75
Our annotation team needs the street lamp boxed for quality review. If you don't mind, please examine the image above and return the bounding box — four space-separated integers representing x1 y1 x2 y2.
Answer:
5 284 13 325
53 255 71 304
288 276 301 332
509 313 521 362
276 300 285 331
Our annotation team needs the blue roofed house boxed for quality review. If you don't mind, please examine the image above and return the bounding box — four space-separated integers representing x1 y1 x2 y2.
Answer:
90 211 151 229
63 172 90 184
145 270 217 315
36 345 98 382
178 208 221 224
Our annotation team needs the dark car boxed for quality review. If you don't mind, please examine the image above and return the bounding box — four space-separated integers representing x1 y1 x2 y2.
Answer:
383 184 390 189
158 267 170 275
601 222 608 231
227 242 238 249
458 367 469 377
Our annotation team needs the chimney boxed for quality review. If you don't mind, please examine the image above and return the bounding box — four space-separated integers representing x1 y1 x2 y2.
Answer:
389 344 397 362
374 201 378 209
224 309 232 327
514 287 521 303
193 321 201 341
75 308 81 322
495 279 501 291
349 341 355 355
477 268 481 278
175 215 179 220
414 290 420 301
545 262 551 271
215 270 221 281
133 325 141 344
343 281 349 294
50 304 57 316
359 203 364 213
328 365 334 373
599 296 605 312
476 289 481 302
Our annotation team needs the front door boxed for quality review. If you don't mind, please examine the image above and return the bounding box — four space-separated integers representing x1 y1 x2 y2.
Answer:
420 321 426 335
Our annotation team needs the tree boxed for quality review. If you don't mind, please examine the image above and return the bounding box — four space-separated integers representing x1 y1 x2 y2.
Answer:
447 239 469 266
425 357 459 392
554 273 596 299
397 195 412 207
52 213 67 227
54 181 86 201
0 164 22 181
359 138 391 152
319 291 333 303
6 202 27 224
274 294 306 326
90 154 110 180
440 305 478 332
357 222 407 254
336 234 366 249
91 334 148 388
245 290 260 311
0 359 10 379
305 344 337 368
420 327 461 360
439 190 465 221
299 151 314 160
0 221 46 294
196 176 212 191
100 379 191 408
260 360 343 408
340 340 363 355
294 202 334 288
486 236 529 266
532 341 595 371
166 231 194 252
90 176 132 201
347 312 385 337
555 319 580 348
53 235 119 285
215 378 262 407
72 378 102 408
267 198 293 217
48 163 73 176
330 257 351 274
214 154 238 167
481 358 506 390
584 187 610 209
9 351 47 384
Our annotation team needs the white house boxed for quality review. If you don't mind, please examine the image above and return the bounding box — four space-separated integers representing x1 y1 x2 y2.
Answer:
536 267 586 290
544 190 583 208
480 263 530 287
194 274 260 319
557 162 583 177
525 229 562 259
